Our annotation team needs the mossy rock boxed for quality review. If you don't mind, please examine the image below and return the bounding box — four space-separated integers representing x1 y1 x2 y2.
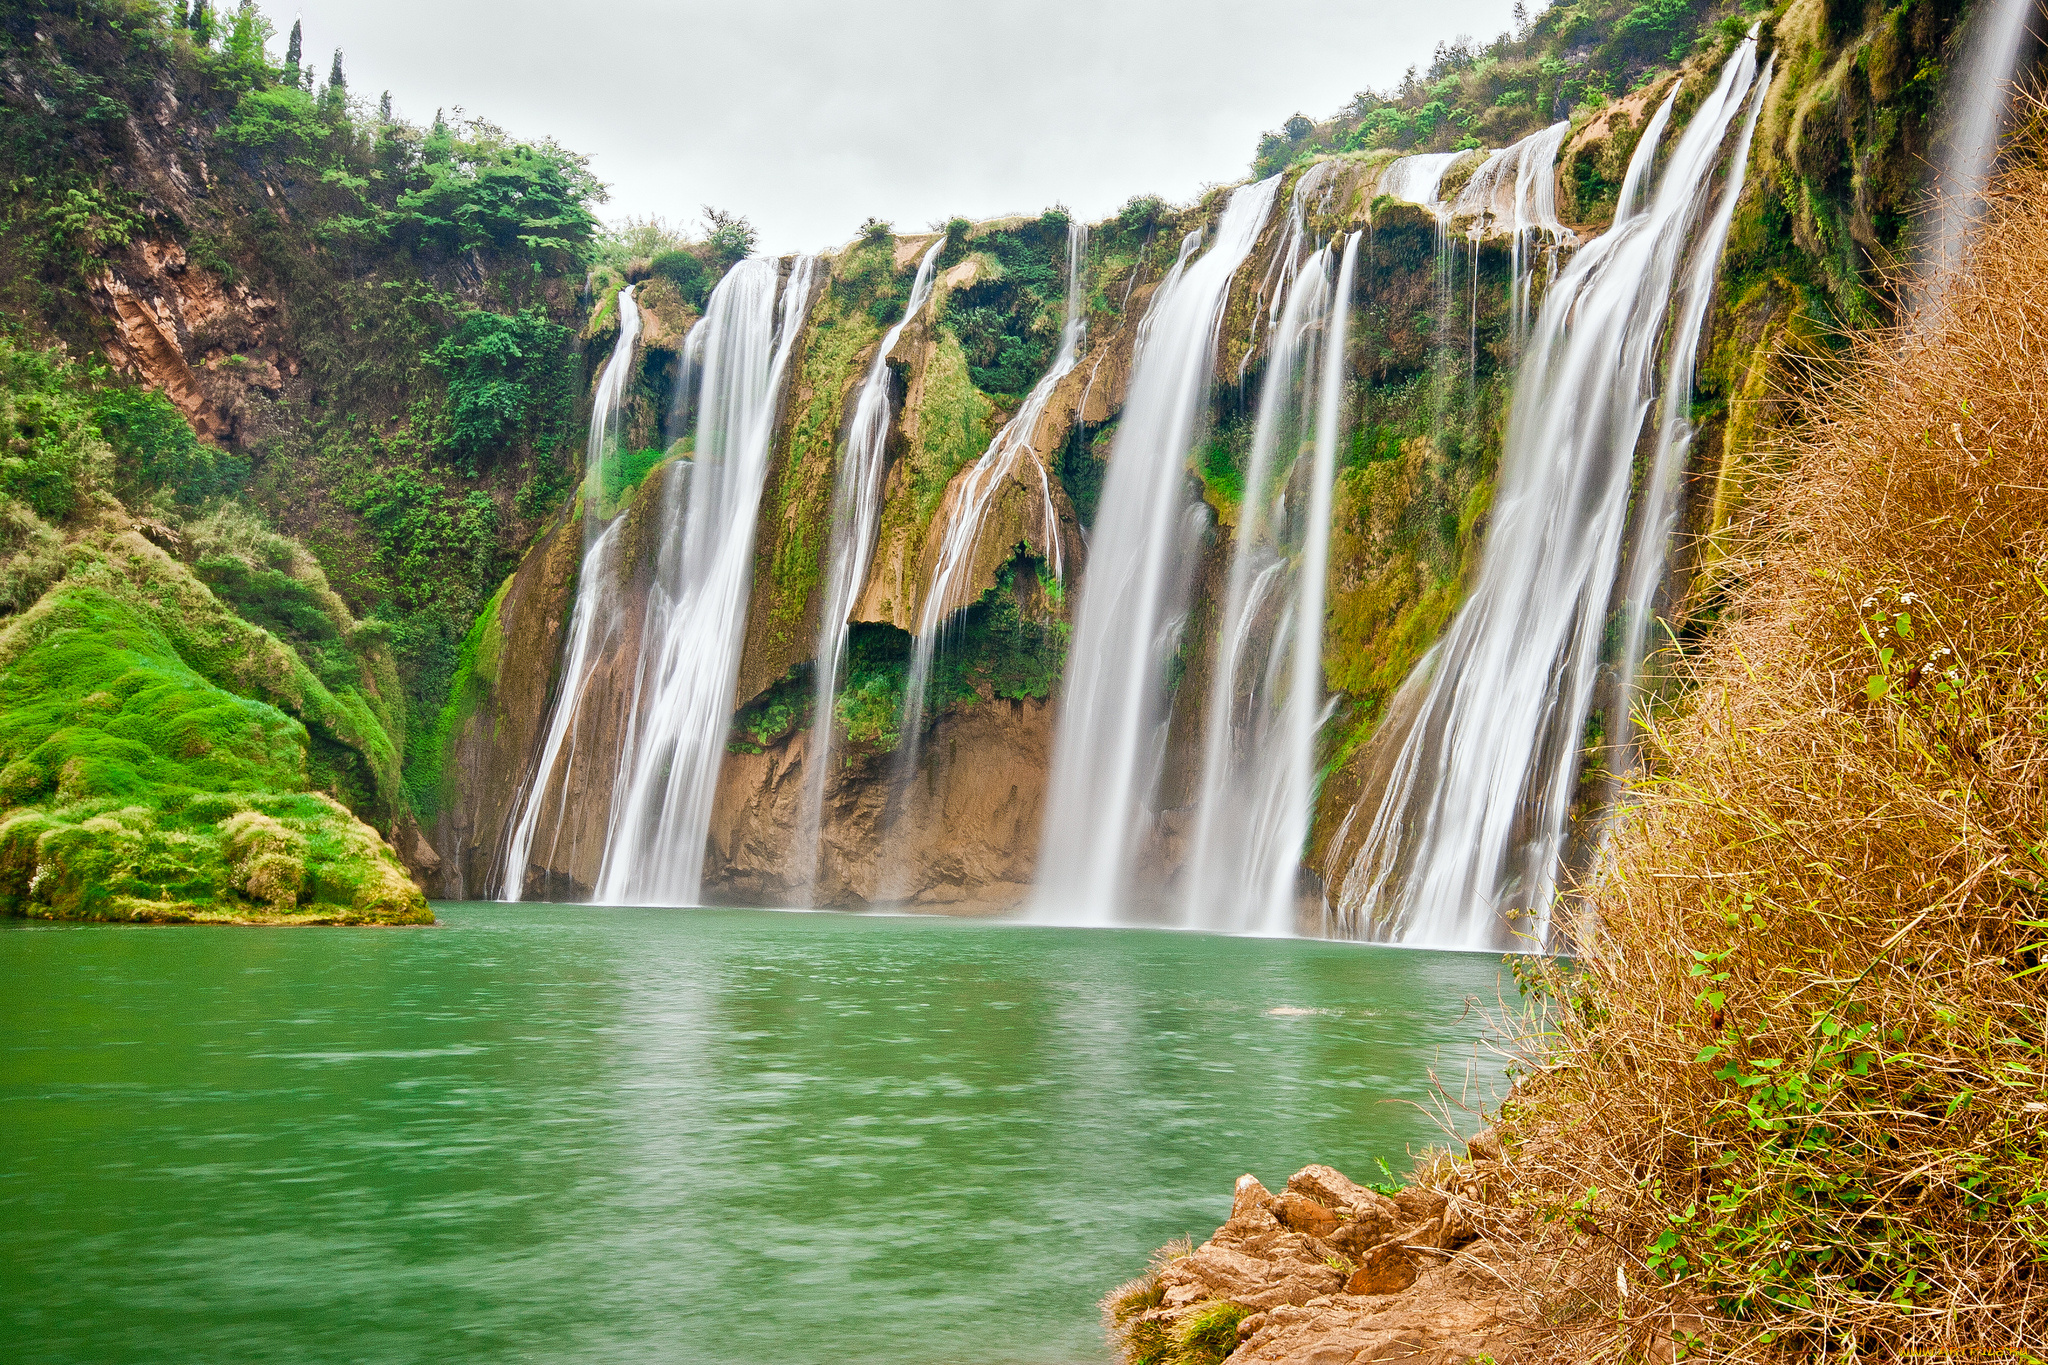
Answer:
0 581 427 924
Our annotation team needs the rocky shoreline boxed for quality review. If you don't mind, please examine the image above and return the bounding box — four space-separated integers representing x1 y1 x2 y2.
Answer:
1104 1148 1535 1365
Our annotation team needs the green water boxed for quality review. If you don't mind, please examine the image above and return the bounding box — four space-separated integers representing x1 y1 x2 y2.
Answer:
1 903 1511 1365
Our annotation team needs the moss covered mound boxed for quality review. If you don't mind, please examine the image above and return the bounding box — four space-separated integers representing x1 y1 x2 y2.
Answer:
0 581 427 924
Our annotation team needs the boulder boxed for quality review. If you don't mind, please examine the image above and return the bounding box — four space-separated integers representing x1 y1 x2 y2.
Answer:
1286 1163 1373 1213
1269 1191 1342 1238
1232 1172 1275 1220
1328 1216 1395 1259
1392 1185 1448 1224
1345 1243 1420 1296
1158 1243 1343 1312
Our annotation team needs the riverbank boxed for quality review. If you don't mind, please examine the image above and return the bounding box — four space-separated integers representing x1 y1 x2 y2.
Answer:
1105 1157 1534 1364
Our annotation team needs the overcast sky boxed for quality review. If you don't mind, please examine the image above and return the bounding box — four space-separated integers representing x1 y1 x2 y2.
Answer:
265 0 1523 254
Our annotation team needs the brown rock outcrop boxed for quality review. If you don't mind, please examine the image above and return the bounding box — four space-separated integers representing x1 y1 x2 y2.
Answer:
1107 1163 1528 1365
704 692 1056 910
94 237 286 445
426 512 585 898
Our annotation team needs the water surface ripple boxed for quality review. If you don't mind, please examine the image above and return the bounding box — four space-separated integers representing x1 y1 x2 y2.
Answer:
1 904 1509 1364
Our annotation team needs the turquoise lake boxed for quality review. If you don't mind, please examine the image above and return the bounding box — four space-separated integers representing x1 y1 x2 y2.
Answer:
1 903 1513 1364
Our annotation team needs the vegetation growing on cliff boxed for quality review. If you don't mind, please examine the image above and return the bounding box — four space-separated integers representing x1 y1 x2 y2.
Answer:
0 332 423 924
0 0 603 839
1252 0 1782 176
730 554 1067 760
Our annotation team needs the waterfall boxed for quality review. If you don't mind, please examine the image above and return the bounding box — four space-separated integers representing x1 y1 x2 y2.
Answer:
889 223 1089 799
1181 232 1361 934
1328 33 1771 951
1246 162 1340 376
1381 149 1480 437
1030 175 1281 923
1921 0 2038 296
1450 122 1572 346
797 240 945 900
578 255 819 905
497 286 643 900
1376 152 1467 217
1617 55 1774 736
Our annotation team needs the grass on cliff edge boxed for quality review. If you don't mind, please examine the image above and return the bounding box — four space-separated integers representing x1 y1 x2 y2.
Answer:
1478 124 2048 1359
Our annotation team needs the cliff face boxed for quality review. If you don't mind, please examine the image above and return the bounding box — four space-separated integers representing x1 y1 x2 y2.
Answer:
5 1 1989 917
450 0 1968 913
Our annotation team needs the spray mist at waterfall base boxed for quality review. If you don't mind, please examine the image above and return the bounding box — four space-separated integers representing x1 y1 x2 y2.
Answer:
1447 129 2048 1359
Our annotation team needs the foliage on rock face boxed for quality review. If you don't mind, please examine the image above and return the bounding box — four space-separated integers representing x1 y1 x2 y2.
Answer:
0 324 418 922
1254 0 1742 172
941 208 1073 398
756 241 891 636
912 334 993 518
733 556 1067 758
0 340 112 522
1258 0 1963 321
429 308 578 471
1488 137 2048 1360
0 0 602 820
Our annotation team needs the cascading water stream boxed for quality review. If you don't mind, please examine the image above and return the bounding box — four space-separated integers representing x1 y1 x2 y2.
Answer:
1616 54 1774 741
496 286 643 899
1245 162 1340 378
1031 175 1281 923
1921 0 2038 299
888 223 1089 801
1328 33 1770 951
1381 148 1482 437
797 241 945 899
586 254 819 906
1181 232 1361 935
1451 122 1572 347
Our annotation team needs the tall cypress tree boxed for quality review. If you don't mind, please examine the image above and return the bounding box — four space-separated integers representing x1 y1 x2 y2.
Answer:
320 49 346 115
284 19 301 76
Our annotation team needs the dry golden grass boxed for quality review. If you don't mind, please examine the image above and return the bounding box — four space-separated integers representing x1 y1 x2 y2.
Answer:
1480 120 2048 1361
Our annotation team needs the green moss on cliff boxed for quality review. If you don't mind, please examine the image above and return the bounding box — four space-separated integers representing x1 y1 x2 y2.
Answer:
0 582 426 924
907 331 993 525
766 264 885 626
0 2 603 842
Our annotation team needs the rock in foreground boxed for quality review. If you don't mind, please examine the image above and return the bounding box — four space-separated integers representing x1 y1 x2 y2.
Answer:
1104 1161 1524 1365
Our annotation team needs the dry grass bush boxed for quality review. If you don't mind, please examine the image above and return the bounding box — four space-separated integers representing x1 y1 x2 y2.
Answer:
1486 118 2048 1361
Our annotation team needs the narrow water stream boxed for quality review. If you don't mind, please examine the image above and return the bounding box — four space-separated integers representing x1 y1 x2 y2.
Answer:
2 907 1510 1364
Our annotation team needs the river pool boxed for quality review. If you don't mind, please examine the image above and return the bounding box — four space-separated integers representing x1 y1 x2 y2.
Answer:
1 903 1512 1364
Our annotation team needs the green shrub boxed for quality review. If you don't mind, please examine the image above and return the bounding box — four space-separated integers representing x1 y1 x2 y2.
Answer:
220 84 327 162
92 382 245 506
597 446 671 518
649 249 709 308
0 497 65 617
728 666 813 754
0 340 110 521
1176 1301 1250 1365
430 308 576 469
394 134 601 263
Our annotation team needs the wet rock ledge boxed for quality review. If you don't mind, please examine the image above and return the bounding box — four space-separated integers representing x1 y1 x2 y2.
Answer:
1104 1151 1523 1365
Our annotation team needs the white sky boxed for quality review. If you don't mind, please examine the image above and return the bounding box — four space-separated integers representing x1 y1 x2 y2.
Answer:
264 0 1523 254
